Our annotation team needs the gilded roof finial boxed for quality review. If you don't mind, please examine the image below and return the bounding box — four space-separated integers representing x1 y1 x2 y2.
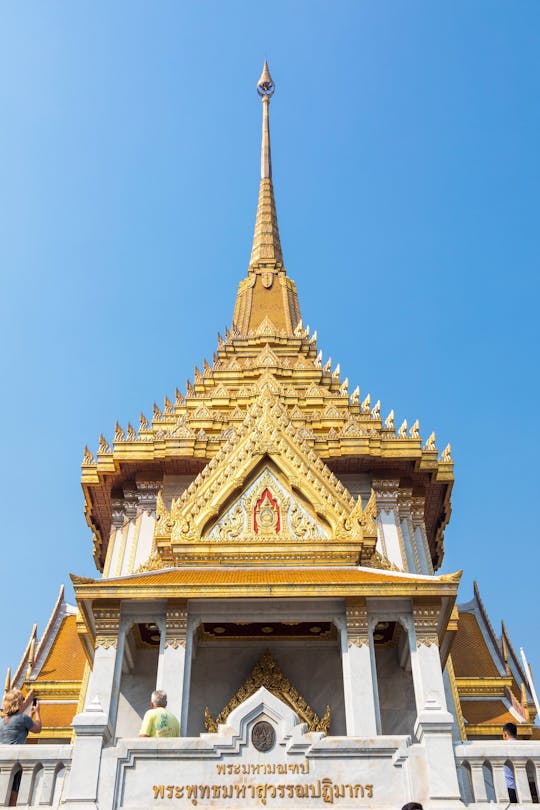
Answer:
257 60 275 181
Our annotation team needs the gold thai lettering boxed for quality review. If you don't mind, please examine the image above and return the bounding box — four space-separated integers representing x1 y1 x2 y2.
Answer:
309 781 321 798
322 778 334 804
151 779 375 802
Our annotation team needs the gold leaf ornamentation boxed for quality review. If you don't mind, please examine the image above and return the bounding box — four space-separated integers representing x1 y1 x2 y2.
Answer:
204 651 330 734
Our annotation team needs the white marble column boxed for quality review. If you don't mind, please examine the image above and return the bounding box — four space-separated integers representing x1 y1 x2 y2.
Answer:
372 479 406 570
180 615 200 736
157 602 188 727
408 603 461 805
340 600 379 736
397 488 419 573
411 496 433 575
64 605 123 810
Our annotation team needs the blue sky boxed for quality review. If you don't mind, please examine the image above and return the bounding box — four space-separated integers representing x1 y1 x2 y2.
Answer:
1 2 539 705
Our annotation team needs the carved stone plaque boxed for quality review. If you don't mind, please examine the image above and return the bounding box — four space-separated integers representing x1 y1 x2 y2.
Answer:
251 720 275 752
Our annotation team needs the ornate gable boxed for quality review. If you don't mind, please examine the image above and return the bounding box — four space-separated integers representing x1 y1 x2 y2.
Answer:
207 467 329 543
154 391 377 566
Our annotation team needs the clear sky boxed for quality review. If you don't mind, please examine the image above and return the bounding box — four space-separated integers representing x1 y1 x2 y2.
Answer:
1 3 539 705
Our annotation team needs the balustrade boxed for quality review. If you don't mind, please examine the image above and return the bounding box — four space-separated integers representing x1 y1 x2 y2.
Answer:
0 746 71 807
456 741 540 806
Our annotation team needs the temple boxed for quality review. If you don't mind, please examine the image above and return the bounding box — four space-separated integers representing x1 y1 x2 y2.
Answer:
2 62 539 809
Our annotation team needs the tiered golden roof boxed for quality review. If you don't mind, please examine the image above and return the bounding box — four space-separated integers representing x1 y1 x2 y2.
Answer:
8 63 537 745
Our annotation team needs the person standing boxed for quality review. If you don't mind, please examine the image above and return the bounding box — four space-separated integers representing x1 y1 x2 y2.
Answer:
502 721 518 803
0 689 42 805
139 690 179 738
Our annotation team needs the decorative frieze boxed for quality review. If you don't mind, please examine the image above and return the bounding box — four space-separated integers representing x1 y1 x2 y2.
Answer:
346 601 369 648
372 479 399 511
165 605 188 649
111 498 125 529
110 480 162 529
136 480 161 514
413 603 440 648
94 606 121 649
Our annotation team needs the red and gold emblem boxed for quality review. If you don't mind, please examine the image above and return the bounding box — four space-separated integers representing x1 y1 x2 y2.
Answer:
253 488 280 535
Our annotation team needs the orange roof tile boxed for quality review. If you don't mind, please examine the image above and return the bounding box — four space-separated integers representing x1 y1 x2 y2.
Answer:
461 700 515 726
35 615 86 681
74 567 459 589
452 613 500 678
29 702 77 732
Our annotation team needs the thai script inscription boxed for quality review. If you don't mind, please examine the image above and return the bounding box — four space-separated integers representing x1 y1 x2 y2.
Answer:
152 779 374 804
216 762 310 775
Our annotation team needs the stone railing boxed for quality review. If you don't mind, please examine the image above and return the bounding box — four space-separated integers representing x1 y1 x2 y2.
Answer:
0 745 71 807
455 741 540 806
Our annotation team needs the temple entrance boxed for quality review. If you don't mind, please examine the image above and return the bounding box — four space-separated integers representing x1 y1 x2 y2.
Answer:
186 620 345 736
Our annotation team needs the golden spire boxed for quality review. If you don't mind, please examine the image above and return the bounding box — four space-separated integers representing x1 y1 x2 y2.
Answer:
249 61 283 267
232 62 301 336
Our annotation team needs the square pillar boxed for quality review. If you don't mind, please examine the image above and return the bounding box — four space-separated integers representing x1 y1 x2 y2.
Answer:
491 759 511 803
180 615 199 736
340 599 378 736
38 764 60 806
14 764 35 806
0 765 15 806
515 759 533 804
157 601 188 727
409 603 461 806
63 604 123 810
411 496 433 575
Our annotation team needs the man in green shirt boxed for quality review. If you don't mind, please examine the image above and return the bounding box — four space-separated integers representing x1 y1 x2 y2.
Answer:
139 690 179 738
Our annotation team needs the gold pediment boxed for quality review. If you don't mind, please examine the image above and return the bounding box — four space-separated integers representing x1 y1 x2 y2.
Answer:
206 466 330 544
154 391 377 566
204 651 331 734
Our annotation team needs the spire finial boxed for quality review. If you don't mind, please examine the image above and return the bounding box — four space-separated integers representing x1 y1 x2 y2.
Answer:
257 60 275 98
232 62 302 336
257 60 274 180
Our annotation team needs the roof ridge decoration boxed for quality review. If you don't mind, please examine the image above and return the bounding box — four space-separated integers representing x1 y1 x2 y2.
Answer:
471 581 507 675
11 623 37 689
154 388 378 566
204 650 330 734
